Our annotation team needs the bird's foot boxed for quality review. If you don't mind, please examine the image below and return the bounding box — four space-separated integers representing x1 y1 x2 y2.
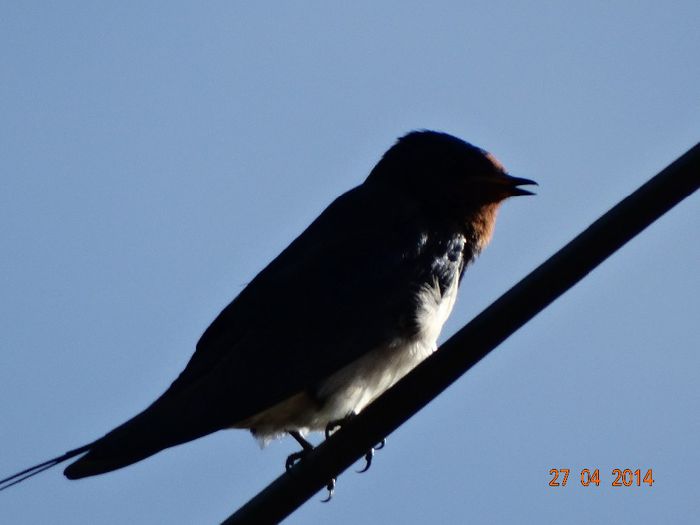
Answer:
356 437 387 473
285 449 308 471
286 430 314 470
324 417 348 439
286 430 336 502
324 417 387 474
320 478 336 503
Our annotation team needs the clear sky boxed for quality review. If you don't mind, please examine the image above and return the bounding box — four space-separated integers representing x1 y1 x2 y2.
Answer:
1 2 698 524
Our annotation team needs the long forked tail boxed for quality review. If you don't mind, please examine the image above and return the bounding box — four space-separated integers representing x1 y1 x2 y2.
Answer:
0 445 91 492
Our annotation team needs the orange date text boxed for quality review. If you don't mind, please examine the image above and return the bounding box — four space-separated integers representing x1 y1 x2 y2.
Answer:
548 468 654 487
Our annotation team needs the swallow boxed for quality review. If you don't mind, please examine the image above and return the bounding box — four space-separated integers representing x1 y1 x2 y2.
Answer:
1 130 536 496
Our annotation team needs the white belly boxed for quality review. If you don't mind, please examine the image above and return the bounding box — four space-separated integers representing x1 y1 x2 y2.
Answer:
241 272 460 445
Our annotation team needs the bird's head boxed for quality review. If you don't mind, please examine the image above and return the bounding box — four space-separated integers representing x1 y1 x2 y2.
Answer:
366 130 536 249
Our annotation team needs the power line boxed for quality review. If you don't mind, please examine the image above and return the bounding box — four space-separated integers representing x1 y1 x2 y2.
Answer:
222 143 700 525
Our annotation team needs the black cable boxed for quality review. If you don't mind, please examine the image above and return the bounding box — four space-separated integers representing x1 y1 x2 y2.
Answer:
222 143 700 525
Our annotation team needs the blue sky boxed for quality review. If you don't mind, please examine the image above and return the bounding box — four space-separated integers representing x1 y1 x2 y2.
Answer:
1 2 698 523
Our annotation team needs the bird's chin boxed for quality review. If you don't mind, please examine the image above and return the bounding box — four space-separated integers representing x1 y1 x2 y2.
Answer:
464 202 501 253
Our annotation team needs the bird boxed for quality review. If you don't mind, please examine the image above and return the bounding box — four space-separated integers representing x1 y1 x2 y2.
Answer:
0 130 536 495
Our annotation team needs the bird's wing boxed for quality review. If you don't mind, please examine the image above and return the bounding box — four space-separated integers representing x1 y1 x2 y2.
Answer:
171 183 424 415
65 184 429 478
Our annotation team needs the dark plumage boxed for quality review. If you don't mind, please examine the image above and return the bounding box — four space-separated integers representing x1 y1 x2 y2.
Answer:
0 130 535 489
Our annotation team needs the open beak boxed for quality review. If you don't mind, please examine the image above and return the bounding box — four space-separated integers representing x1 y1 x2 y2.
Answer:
497 173 538 197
